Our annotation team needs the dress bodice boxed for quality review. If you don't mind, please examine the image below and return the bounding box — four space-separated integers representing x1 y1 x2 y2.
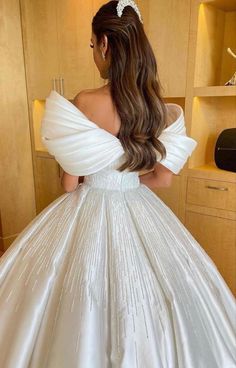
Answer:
40 90 198 180
83 155 140 191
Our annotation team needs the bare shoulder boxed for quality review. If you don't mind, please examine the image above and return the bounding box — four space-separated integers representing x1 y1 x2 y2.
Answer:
73 86 107 102
73 86 113 125
73 89 93 110
73 87 107 112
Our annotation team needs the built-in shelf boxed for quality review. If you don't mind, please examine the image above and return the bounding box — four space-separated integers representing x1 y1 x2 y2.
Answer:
32 99 46 152
189 0 236 180
188 95 236 182
188 162 236 183
194 86 236 97
184 0 236 298
195 2 236 87
200 0 236 12
35 150 53 158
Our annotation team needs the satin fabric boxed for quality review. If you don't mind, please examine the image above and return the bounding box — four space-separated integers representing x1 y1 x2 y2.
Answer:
40 90 197 175
0 91 235 368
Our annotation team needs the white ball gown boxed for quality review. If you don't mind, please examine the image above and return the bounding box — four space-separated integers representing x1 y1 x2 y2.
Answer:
0 90 235 368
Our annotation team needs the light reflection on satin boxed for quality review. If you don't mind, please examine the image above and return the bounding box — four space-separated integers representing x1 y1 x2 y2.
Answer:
0 90 235 367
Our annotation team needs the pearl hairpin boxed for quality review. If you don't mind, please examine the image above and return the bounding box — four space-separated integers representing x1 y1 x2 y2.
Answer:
116 0 143 24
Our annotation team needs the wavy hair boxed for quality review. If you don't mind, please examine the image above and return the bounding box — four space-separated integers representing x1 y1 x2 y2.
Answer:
92 0 168 172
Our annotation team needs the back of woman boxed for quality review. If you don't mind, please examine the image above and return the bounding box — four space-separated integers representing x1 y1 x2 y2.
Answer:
0 1 235 368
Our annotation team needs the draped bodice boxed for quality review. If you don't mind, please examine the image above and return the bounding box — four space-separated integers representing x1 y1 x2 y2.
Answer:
41 90 198 181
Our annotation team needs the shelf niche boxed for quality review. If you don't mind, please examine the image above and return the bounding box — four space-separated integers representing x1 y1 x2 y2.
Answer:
188 95 236 182
194 1 236 87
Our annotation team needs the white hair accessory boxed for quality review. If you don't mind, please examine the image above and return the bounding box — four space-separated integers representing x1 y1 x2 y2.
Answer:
116 0 143 24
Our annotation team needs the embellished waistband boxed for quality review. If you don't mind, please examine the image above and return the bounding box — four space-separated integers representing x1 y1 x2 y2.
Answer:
83 171 140 191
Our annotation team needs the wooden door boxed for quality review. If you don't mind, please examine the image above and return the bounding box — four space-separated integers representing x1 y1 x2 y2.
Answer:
0 0 36 251
35 156 65 213
185 211 236 297
56 0 95 99
20 0 60 99
148 0 191 97
152 175 182 218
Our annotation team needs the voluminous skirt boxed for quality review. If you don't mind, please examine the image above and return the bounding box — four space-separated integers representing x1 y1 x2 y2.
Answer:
0 183 235 368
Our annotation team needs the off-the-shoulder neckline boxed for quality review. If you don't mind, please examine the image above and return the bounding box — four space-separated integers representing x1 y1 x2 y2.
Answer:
49 90 184 139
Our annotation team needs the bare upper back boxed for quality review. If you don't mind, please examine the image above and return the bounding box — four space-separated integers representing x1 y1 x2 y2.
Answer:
73 87 180 139
73 86 121 138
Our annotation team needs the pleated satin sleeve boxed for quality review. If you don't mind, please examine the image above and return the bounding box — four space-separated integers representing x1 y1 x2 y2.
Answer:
157 104 198 174
40 90 125 176
40 91 197 176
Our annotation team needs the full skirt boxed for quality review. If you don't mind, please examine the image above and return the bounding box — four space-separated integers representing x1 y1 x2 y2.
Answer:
0 183 235 368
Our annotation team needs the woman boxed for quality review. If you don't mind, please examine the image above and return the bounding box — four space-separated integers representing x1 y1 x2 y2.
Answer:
0 1 235 367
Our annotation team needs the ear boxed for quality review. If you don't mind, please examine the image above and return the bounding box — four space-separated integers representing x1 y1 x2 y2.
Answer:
101 34 109 52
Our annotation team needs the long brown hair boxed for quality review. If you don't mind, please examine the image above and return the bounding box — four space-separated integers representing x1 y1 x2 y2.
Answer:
92 0 168 172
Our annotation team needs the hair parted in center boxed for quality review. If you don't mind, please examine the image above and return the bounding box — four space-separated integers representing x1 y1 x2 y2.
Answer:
92 0 168 172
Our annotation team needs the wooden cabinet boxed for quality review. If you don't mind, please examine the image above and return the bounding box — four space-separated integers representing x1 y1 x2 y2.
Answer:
0 0 36 251
56 0 94 99
187 177 236 211
147 0 191 97
20 0 97 214
185 207 236 297
35 154 65 213
194 1 236 87
184 0 236 295
21 0 95 100
20 0 191 98
152 175 183 218
20 0 60 100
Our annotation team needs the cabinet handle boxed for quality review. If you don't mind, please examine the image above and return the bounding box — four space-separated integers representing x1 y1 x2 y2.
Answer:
58 76 61 95
52 78 56 90
59 76 64 96
217 147 236 151
58 164 62 178
205 185 228 191
55 78 60 93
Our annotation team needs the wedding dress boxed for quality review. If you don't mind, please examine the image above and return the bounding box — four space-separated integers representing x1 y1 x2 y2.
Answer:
0 89 235 368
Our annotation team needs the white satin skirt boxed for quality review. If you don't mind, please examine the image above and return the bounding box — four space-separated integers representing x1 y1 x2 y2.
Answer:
0 181 235 368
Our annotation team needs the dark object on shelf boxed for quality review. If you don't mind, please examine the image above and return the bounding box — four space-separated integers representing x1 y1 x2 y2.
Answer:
215 128 236 173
